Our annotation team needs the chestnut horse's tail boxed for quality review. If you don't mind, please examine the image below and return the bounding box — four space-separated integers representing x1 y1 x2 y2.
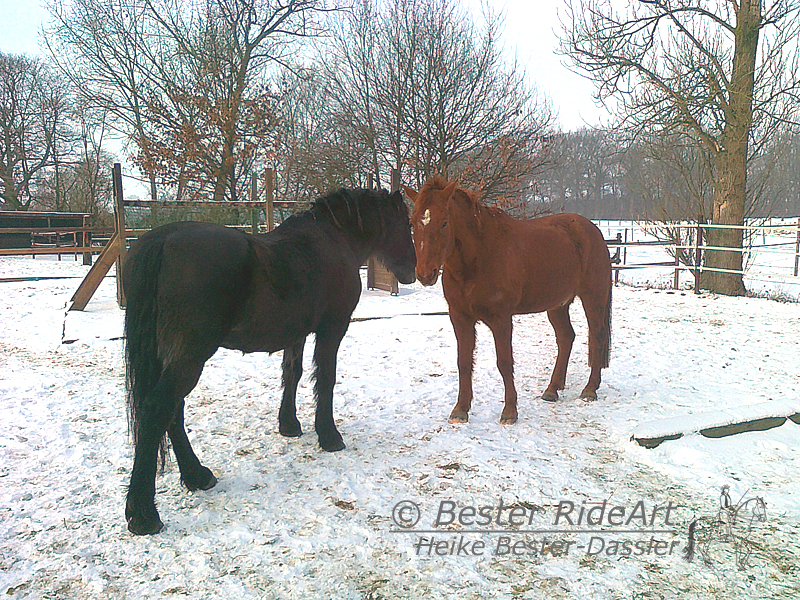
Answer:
123 233 168 466
599 280 612 368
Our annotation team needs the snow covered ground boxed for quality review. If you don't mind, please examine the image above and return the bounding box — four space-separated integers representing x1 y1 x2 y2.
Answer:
1 251 799 599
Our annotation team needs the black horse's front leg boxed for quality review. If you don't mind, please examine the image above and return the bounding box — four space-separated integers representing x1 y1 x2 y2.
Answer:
279 339 305 437
313 319 349 452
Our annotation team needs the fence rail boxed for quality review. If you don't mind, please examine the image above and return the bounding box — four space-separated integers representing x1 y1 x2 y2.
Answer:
0 226 112 235
600 218 800 290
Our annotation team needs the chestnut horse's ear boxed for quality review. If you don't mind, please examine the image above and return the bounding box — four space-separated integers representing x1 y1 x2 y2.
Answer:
401 185 419 203
442 181 457 200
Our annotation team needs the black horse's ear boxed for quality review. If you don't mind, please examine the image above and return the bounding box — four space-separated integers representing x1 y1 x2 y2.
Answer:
389 189 407 209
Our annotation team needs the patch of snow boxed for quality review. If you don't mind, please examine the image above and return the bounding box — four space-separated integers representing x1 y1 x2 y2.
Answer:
1 253 799 599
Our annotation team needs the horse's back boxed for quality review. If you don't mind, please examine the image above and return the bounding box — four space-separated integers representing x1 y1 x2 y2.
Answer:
525 213 611 281
477 212 610 314
136 221 253 298
125 222 257 358
528 213 608 252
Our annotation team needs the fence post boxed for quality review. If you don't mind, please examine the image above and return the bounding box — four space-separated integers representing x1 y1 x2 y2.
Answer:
614 232 621 285
366 172 376 289
113 163 127 307
694 219 703 294
389 168 400 294
264 168 275 232
794 219 800 277
367 169 400 294
82 215 92 265
623 228 628 270
250 173 258 234
673 247 680 290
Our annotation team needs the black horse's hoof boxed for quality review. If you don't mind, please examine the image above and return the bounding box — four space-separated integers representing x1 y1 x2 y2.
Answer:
279 420 303 438
125 501 163 535
318 433 346 452
127 514 164 535
182 466 217 492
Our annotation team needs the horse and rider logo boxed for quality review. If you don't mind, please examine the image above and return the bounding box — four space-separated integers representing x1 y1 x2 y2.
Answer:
684 485 768 569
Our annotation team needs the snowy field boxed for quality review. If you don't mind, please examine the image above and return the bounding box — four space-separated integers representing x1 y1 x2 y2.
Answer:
1 249 800 599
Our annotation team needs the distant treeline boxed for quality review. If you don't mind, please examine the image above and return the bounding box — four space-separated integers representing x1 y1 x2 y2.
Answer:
530 128 800 221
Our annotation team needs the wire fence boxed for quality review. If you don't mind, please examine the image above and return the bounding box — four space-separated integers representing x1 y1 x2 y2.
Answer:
599 219 800 294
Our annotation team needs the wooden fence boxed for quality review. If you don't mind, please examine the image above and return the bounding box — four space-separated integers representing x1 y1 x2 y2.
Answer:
68 164 307 310
5 165 798 303
0 211 108 264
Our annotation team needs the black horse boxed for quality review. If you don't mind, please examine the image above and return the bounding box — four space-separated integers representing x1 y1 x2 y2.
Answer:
122 188 416 535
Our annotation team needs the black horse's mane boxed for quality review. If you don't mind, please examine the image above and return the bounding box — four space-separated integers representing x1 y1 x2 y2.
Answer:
279 188 383 235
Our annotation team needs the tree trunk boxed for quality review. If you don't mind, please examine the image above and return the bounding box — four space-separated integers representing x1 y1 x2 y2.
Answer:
701 0 760 296
702 163 747 295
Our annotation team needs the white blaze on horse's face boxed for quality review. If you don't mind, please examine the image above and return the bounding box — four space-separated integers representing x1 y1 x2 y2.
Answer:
421 209 431 227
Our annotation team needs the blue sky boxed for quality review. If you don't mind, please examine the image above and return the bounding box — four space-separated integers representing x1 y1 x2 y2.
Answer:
0 0 610 131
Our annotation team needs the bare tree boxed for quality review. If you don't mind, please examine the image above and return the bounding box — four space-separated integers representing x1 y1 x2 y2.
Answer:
46 0 162 199
35 101 115 222
46 0 336 202
322 0 554 207
560 0 800 295
0 53 72 210
271 66 367 204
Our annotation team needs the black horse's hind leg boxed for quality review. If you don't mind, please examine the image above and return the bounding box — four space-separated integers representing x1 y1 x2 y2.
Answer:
126 361 205 535
126 420 169 535
313 319 349 452
279 339 305 437
169 400 217 491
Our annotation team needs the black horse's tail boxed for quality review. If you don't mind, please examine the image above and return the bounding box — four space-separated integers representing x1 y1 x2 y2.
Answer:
124 233 168 466
684 520 698 562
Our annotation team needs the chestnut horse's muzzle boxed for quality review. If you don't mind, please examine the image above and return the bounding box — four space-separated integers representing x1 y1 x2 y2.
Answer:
416 268 440 286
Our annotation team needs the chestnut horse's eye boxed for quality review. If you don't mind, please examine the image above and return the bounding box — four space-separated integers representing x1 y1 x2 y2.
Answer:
441 221 448 229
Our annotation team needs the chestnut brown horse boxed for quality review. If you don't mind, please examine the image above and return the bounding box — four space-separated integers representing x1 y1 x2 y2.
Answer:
404 176 612 424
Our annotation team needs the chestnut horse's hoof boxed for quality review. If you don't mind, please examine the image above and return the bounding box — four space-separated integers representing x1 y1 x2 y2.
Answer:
500 415 518 425
541 391 558 403
448 412 469 424
580 391 598 402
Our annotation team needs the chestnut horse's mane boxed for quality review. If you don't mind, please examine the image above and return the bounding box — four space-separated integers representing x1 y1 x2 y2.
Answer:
419 174 452 194
421 175 505 220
